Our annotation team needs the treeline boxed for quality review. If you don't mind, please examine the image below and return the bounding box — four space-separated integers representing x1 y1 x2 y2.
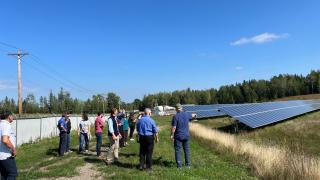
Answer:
140 70 320 107
1 70 320 114
0 88 137 114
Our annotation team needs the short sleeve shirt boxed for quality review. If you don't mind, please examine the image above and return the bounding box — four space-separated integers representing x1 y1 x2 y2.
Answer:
79 120 91 134
95 116 104 133
136 116 158 136
0 120 16 160
58 118 67 133
172 112 192 140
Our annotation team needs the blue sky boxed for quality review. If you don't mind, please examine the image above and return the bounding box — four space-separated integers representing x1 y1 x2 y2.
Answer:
0 0 319 102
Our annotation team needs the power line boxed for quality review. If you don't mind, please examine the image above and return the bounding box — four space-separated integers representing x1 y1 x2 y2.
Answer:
28 54 98 95
21 59 94 96
0 41 20 50
0 40 99 97
0 48 10 54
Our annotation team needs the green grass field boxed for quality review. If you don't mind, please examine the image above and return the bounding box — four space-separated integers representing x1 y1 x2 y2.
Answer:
16 94 320 179
16 116 254 179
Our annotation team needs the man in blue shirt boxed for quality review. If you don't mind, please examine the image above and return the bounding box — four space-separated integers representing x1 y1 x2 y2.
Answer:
57 114 68 156
171 104 196 168
136 108 159 171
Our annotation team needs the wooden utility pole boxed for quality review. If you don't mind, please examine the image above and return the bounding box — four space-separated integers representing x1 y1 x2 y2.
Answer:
8 49 29 116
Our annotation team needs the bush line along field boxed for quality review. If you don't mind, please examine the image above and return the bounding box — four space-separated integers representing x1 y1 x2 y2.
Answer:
16 116 254 179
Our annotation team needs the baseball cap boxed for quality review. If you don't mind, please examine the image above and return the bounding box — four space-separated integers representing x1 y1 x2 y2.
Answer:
175 103 183 110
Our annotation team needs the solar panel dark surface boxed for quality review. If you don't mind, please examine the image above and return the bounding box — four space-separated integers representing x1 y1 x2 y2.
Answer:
219 100 320 128
182 104 234 118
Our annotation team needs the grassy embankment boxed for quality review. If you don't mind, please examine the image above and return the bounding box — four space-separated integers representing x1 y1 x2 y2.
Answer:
194 94 320 179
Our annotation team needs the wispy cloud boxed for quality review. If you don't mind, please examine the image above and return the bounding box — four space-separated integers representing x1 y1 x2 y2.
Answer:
23 86 39 93
231 33 289 46
0 81 15 90
0 80 39 93
235 66 244 71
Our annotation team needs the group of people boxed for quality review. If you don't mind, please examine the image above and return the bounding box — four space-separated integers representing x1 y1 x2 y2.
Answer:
63 103 195 170
0 103 195 179
57 104 196 170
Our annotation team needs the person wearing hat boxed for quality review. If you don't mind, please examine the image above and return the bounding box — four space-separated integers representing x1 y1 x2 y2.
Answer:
0 111 18 179
171 103 196 168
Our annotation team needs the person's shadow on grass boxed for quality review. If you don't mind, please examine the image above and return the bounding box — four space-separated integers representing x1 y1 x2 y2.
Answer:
101 156 175 170
152 156 175 168
46 148 58 156
119 152 137 158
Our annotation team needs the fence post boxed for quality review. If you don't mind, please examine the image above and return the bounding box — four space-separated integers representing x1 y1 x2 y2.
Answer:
15 119 18 147
40 117 42 140
37 113 42 141
53 113 58 137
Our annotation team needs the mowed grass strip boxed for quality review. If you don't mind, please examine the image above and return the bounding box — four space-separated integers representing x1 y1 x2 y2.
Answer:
16 132 87 179
15 116 254 179
95 116 254 179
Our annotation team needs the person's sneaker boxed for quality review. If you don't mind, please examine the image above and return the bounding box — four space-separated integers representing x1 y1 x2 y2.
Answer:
186 166 191 169
130 138 134 141
85 150 89 153
139 166 144 171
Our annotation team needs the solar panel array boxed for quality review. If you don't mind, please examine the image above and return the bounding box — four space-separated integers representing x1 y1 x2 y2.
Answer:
182 104 234 118
219 100 320 128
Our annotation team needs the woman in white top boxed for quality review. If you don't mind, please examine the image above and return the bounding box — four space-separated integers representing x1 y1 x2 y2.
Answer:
78 114 91 153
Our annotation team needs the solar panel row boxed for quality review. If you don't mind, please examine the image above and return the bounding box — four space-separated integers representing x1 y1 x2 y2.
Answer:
182 100 320 128
219 100 320 128
182 104 234 118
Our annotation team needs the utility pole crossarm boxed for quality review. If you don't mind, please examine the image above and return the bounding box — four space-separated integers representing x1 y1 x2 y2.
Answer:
8 52 29 56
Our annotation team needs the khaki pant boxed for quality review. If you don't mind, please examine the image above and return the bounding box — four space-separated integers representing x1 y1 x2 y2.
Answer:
107 136 119 162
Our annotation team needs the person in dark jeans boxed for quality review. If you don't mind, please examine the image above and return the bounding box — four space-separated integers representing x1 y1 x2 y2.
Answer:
78 113 91 153
171 104 196 168
136 108 159 171
117 111 125 147
0 111 18 180
57 114 68 156
95 112 104 157
66 116 72 153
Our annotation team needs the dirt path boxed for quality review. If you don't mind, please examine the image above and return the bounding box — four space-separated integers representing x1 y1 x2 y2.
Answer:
56 163 103 180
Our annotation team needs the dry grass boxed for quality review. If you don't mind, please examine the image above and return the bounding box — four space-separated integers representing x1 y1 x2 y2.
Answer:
274 94 320 101
190 123 320 180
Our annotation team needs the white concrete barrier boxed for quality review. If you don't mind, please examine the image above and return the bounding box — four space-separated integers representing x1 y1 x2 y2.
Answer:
12 115 98 146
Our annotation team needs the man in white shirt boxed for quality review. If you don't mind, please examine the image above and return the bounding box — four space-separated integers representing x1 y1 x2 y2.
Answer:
0 111 17 180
